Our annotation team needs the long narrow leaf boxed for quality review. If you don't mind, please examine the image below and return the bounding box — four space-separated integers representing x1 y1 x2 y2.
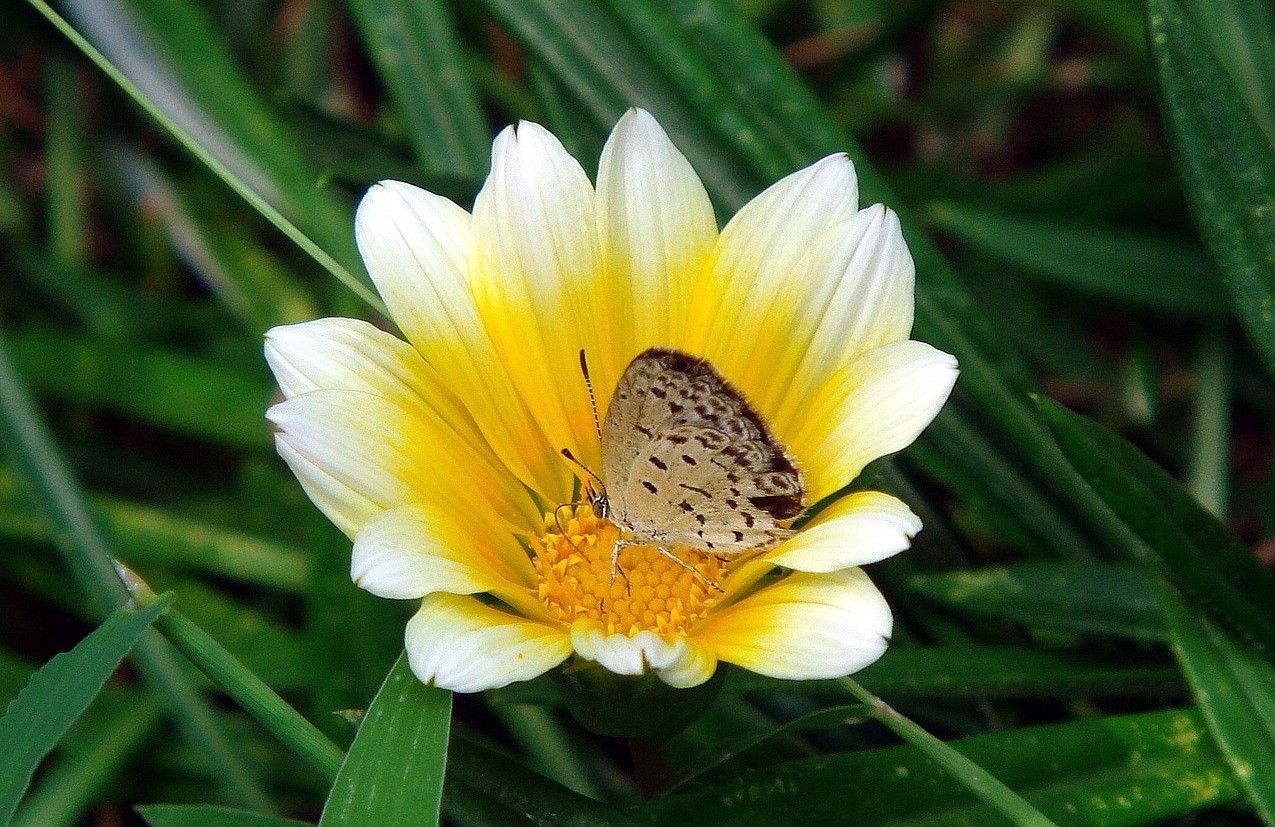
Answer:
319 654 451 827
1037 395 1275 655
138 806 314 827
842 679 1060 827
0 328 272 810
0 596 171 823
909 562 1165 641
926 201 1224 314
1159 580 1275 824
1148 0 1275 377
29 0 383 312
344 0 488 178
643 707 1239 827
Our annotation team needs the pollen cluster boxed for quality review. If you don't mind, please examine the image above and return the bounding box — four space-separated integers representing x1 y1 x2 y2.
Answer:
533 505 725 637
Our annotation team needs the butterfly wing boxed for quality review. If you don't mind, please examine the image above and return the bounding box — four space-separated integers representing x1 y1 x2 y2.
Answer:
600 348 804 553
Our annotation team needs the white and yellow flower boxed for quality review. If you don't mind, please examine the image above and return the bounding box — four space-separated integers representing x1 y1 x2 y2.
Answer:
265 109 957 693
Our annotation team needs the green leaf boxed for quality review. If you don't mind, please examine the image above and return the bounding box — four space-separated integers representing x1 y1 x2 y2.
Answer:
343 0 489 178
926 201 1224 314
0 595 172 823
728 644 1181 697
7 325 273 450
643 708 1241 826
842 678 1061 827
137 805 313 827
1037 396 1275 655
142 599 344 782
1159 580 1275 824
12 693 164 827
909 562 1166 641
104 142 319 335
319 654 451 827
1148 0 1275 377
31 0 381 311
0 326 272 810
473 0 763 209
62 0 362 276
445 736 640 827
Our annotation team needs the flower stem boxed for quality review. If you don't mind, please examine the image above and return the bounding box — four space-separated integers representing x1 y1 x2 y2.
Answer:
627 738 673 799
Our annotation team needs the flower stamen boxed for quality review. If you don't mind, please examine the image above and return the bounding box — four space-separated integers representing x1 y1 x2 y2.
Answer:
534 506 725 637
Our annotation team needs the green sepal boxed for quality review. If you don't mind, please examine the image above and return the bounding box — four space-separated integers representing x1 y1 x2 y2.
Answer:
552 656 723 740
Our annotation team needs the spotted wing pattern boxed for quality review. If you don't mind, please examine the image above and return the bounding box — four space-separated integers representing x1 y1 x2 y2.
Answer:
599 348 804 553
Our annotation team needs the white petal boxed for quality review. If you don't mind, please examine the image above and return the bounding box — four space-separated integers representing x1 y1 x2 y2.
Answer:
695 568 892 680
351 504 534 600
765 491 921 573
405 593 572 693
792 340 959 503
264 317 480 454
355 181 569 502
268 389 534 538
470 122 609 474
595 108 717 362
569 624 716 689
760 206 916 429
686 154 859 382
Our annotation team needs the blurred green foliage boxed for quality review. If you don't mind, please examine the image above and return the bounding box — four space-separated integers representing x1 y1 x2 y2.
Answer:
1 0 1274 825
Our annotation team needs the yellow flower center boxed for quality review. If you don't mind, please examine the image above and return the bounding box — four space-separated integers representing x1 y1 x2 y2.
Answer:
533 505 725 636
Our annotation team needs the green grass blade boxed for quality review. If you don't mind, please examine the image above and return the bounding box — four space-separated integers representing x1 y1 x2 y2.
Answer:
722 645 1181 698
1186 327 1231 515
1159 580 1275 824
1038 395 1275 655
474 0 763 209
841 678 1061 827
104 142 319 335
445 736 641 827
11 693 164 827
1181 0 1275 144
319 654 451 827
1148 0 1275 377
28 0 384 314
120 576 344 783
909 562 1166 641
0 328 273 811
643 707 1240 826
343 0 488 178
0 596 171 823
137 806 313 827
43 52 89 270
926 201 1224 314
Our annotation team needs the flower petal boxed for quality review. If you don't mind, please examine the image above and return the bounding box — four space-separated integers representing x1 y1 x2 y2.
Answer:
268 389 536 538
570 623 717 689
470 121 609 473
765 491 921 573
355 180 569 503
687 154 859 385
757 206 916 429
351 504 535 601
595 108 717 371
405 593 572 693
265 317 488 462
791 340 959 503
694 568 891 680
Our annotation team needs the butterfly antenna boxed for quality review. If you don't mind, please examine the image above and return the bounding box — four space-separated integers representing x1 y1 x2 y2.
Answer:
579 349 603 444
560 448 602 489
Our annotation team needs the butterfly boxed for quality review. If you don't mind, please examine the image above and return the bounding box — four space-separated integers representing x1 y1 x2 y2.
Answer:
571 348 804 567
